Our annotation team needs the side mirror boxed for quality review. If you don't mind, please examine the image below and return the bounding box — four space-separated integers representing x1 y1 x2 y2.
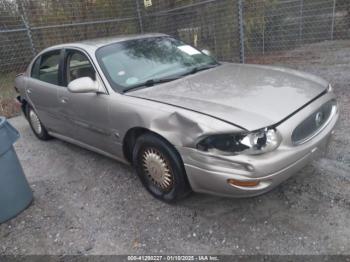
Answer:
67 77 100 93
201 49 212 57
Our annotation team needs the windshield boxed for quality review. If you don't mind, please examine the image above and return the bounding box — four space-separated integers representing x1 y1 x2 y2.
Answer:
96 36 218 92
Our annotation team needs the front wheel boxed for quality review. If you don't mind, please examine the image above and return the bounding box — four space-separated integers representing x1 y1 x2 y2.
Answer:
26 104 52 140
133 133 192 202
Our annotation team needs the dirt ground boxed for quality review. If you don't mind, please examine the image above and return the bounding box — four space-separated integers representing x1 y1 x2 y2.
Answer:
0 40 350 255
0 72 20 118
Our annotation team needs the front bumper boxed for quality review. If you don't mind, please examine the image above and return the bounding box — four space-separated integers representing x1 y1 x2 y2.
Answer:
177 93 339 198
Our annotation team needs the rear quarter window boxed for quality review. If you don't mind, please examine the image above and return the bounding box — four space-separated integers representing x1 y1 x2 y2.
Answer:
31 56 41 79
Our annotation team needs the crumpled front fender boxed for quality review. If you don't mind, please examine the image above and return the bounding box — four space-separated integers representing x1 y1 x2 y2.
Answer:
111 94 243 150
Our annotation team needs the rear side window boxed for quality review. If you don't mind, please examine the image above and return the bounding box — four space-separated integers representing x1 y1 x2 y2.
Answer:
31 50 61 85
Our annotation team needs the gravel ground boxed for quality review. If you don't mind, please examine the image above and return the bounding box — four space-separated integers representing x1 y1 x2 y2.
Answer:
0 40 350 255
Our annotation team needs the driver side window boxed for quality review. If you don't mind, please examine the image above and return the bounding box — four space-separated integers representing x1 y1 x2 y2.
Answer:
66 50 96 86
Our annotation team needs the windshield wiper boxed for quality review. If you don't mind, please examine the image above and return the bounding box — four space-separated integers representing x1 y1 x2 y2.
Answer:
182 63 219 77
123 63 220 93
123 77 180 93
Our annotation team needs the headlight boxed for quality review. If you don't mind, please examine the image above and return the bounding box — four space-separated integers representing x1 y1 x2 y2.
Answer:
197 128 281 155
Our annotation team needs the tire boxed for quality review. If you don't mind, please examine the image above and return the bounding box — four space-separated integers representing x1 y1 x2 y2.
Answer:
26 104 52 141
133 133 192 202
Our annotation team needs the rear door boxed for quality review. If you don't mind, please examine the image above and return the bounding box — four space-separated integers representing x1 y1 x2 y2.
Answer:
57 48 112 150
25 49 63 132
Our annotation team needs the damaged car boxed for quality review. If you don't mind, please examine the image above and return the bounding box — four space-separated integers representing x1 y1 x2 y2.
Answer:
15 34 339 202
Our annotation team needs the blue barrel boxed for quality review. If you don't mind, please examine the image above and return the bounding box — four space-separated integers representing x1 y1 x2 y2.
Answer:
0 117 33 223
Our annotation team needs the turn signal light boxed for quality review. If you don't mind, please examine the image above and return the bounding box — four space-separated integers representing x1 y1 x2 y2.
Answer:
227 179 260 187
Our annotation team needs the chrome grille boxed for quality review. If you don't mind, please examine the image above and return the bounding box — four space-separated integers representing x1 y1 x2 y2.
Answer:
292 100 336 145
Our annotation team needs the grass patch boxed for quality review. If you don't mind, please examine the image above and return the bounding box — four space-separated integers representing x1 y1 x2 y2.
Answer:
0 72 21 118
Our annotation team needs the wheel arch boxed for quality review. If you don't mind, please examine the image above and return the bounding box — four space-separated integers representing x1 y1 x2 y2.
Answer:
122 127 185 167
20 98 29 118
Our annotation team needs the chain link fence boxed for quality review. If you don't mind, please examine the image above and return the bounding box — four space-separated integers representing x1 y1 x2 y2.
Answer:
1 0 349 116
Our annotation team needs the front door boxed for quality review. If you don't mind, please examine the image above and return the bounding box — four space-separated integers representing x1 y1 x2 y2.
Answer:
57 49 111 151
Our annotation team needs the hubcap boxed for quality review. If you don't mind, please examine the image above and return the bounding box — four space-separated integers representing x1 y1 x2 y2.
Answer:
142 148 173 191
29 109 42 134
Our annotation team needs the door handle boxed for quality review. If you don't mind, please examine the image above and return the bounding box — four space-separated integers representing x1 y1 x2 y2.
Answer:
60 98 68 104
27 88 32 94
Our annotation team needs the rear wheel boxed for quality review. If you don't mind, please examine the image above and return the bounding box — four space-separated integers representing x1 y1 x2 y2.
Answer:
26 105 52 140
133 133 191 202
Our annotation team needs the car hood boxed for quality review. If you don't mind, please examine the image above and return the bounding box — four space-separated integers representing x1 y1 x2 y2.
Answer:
127 63 328 130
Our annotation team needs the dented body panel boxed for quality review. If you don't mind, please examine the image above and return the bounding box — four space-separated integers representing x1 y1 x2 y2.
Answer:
15 34 339 198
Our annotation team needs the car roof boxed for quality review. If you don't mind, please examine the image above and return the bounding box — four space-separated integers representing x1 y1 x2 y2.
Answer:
44 33 168 52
